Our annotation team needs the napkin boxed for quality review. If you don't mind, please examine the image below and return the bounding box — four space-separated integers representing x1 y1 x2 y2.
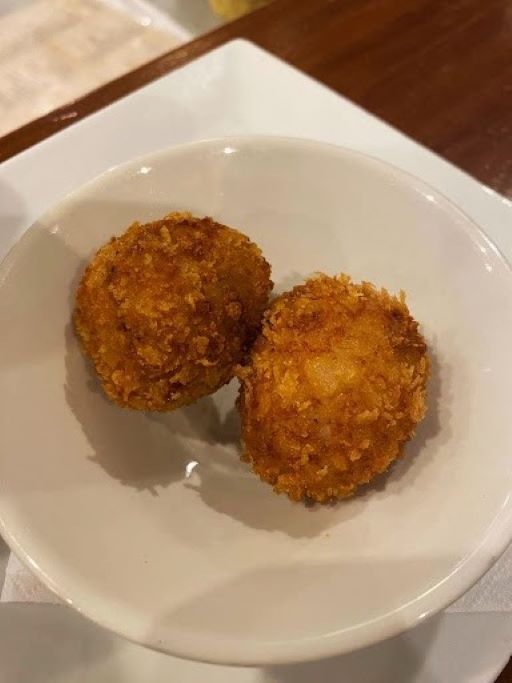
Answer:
1 552 60 605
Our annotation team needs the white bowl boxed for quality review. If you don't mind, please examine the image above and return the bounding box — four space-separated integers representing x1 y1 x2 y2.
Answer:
1 137 511 666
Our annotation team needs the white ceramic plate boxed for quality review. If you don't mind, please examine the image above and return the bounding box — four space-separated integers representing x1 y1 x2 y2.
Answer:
1 136 511 666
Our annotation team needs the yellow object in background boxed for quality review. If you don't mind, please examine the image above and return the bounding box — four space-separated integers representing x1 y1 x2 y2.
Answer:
209 0 270 20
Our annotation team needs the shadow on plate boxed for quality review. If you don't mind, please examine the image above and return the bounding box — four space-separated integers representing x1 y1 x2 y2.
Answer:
63 255 447 537
65 320 338 538
64 320 243 494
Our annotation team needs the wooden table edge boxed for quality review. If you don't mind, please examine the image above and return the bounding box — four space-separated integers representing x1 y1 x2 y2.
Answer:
0 10 266 164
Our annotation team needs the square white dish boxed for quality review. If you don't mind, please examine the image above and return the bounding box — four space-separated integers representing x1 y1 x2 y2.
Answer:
0 39 511 682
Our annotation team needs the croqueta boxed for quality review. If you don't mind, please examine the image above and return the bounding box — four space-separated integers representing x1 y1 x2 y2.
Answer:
237 274 429 502
75 213 272 411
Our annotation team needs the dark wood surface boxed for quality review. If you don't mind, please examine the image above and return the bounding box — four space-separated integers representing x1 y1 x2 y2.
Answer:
1 0 511 679
500 659 512 683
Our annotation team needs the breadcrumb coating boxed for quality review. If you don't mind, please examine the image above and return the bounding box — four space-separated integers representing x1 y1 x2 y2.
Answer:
237 274 429 502
74 213 272 411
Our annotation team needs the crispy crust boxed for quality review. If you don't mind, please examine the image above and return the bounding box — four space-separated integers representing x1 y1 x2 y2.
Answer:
74 213 272 411
237 274 429 502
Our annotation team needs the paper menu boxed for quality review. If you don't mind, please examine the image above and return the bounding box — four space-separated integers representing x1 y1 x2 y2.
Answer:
0 0 182 138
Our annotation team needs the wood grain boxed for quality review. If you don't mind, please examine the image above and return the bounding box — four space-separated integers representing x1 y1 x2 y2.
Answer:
0 0 511 678
1 0 511 197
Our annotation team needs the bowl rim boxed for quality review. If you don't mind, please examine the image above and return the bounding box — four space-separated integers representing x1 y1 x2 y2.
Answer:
1 134 511 666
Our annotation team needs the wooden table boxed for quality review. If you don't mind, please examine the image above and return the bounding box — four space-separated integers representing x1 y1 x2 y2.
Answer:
2 0 511 200
1 0 511 679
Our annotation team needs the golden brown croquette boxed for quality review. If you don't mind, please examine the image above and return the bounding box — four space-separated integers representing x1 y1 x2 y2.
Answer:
74 213 272 411
237 274 429 502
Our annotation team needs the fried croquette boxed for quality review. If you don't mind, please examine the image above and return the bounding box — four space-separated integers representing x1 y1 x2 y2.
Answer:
237 274 429 502
74 213 272 411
